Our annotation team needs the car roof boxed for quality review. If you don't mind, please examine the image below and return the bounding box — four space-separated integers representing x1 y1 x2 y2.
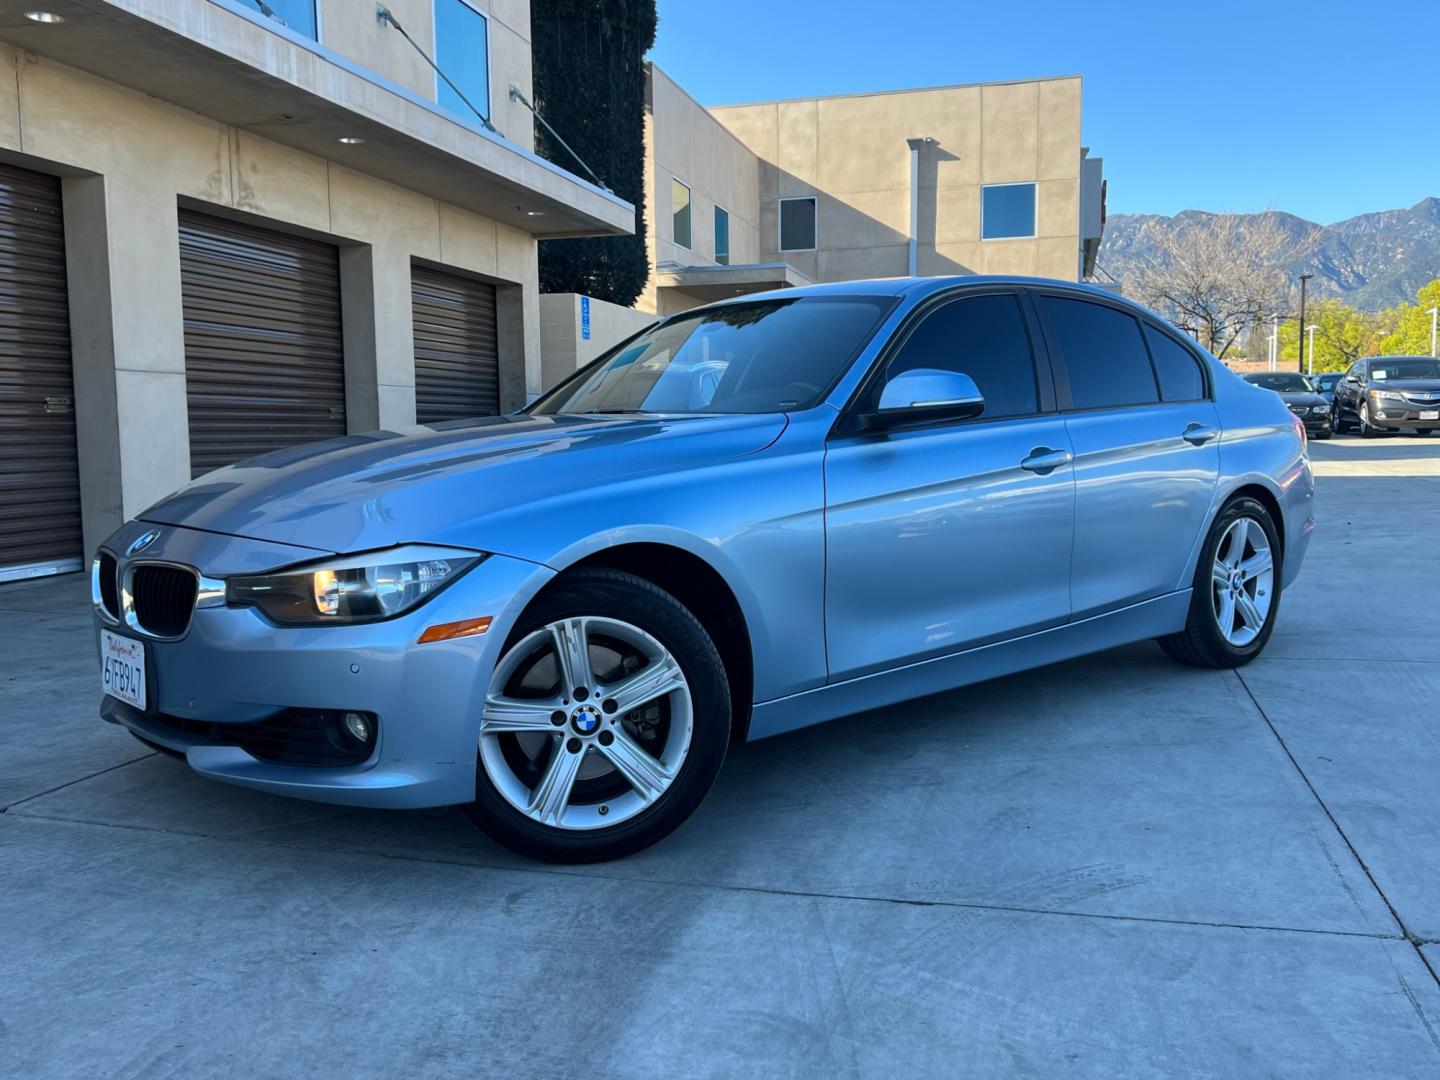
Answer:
696 275 1148 312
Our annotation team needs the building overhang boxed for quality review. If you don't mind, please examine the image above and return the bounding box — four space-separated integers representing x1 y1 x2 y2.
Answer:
0 0 635 238
653 261 813 303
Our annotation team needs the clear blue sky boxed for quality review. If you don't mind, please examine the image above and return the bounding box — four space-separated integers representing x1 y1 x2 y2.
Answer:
650 0 1434 224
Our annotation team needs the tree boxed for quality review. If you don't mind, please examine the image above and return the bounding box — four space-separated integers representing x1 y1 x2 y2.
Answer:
1378 279 1440 356
1129 214 1295 359
1275 299 1388 372
530 0 656 306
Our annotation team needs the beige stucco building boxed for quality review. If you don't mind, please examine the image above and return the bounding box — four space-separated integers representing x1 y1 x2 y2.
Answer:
640 64 1104 316
0 0 632 582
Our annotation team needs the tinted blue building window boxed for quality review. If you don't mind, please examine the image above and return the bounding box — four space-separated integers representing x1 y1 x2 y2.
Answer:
714 207 730 265
982 183 1037 239
435 0 491 123
244 0 316 39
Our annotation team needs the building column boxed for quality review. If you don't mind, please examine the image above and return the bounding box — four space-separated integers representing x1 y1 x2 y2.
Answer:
63 173 191 554
340 243 416 432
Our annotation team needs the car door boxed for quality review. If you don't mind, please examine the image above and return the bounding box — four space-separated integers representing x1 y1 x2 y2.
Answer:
823 289 1076 681
1033 291 1221 619
1337 362 1362 417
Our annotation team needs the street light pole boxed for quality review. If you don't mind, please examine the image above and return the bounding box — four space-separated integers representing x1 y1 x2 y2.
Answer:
1269 312 1279 372
1297 273 1313 374
1428 306 1438 358
1306 324 1317 376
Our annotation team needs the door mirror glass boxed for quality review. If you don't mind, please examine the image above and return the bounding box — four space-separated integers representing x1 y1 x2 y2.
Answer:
1345 374 1360 383
877 368 985 422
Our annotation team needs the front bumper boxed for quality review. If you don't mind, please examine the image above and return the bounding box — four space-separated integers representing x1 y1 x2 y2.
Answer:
96 522 553 809
1366 405 1439 430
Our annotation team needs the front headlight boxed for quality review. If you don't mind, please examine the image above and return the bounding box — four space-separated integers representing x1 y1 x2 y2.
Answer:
227 545 483 625
1372 389 1404 401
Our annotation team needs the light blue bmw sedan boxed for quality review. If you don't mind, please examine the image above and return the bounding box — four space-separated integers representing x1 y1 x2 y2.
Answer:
94 277 1314 861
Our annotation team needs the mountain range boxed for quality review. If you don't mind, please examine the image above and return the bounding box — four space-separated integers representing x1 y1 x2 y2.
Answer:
1098 197 1440 311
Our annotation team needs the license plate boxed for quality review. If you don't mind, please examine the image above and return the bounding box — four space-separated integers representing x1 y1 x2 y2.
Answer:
1420 411 1439 421
100 629 147 710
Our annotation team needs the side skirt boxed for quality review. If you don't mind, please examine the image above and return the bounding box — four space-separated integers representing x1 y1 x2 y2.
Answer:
747 590 1192 741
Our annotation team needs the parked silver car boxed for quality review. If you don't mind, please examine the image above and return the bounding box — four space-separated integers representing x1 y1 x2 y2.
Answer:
94 278 1315 861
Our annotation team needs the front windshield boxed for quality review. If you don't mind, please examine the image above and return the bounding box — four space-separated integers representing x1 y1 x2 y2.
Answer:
1246 373 1311 392
1370 358 1440 381
530 296 894 416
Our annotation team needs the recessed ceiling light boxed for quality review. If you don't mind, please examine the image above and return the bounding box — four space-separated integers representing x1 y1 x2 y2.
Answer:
337 136 365 145
24 10 66 23
524 209 546 217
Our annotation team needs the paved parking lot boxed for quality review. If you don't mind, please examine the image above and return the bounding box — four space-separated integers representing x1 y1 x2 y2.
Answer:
3 435 1440 1079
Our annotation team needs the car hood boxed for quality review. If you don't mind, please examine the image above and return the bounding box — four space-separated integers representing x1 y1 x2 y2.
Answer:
1373 379 1440 395
139 412 789 557
1276 391 1329 408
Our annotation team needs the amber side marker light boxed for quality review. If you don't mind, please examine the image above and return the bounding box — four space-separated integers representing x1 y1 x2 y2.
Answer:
417 616 492 644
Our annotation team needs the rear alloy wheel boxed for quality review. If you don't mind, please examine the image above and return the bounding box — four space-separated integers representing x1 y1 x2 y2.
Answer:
465 569 730 862
1160 496 1281 668
1331 406 1348 434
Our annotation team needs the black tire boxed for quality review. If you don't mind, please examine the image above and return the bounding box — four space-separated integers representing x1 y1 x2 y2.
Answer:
1331 407 1348 434
1359 402 1383 438
464 568 731 863
1159 496 1282 669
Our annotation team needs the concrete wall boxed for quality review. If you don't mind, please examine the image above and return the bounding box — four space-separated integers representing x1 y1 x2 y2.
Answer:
0 46 543 555
640 66 763 312
539 294 655 390
711 76 1084 282
317 0 535 150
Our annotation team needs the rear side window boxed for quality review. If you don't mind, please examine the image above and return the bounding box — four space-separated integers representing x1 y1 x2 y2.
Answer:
1143 324 1206 401
1041 297 1158 410
886 293 1039 419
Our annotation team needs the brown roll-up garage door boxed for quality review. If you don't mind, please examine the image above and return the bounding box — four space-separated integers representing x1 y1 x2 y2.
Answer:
0 162 82 582
411 264 500 424
179 209 345 477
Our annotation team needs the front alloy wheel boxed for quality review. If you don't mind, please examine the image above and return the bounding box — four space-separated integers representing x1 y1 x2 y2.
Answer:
465 569 731 862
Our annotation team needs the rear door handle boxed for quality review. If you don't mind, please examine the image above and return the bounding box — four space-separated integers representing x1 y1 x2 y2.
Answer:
1020 447 1074 474
1182 423 1219 446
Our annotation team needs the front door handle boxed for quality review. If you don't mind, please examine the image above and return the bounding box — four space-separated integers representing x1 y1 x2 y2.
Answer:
1020 447 1074 475
1182 422 1219 446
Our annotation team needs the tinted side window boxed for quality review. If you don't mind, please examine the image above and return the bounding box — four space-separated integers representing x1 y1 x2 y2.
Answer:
1042 297 1158 409
887 294 1038 419
1143 324 1206 401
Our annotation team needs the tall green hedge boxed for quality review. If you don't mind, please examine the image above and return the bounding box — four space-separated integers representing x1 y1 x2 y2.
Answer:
531 0 656 306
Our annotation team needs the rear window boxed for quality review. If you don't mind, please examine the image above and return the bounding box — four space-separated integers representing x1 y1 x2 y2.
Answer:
1143 325 1206 401
1041 297 1159 410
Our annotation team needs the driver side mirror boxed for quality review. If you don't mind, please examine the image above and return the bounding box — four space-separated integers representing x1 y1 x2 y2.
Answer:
872 368 985 427
1345 374 1360 384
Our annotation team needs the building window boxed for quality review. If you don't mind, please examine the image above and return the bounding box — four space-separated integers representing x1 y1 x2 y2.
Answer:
981 183 1037 240
714 206 730 265
434 0 491 123
243 0 317 38
672 179 692 250
779 197 817 252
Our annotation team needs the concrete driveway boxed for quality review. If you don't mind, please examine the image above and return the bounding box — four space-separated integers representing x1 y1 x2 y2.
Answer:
3 435 1439 1079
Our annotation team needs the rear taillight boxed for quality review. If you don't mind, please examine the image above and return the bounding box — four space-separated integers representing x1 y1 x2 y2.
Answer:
1290 411 1307 446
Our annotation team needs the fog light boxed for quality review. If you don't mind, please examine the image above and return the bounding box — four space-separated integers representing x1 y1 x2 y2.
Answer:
343 712 371 743
1374 411 1387 419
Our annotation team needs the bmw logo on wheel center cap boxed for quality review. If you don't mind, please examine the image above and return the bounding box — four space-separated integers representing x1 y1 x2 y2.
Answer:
570 704 601 736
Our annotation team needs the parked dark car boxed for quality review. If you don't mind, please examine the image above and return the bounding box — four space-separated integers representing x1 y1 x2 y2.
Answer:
1311 372 1343 405
1331 356 1440 437
1242 372 1332 439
